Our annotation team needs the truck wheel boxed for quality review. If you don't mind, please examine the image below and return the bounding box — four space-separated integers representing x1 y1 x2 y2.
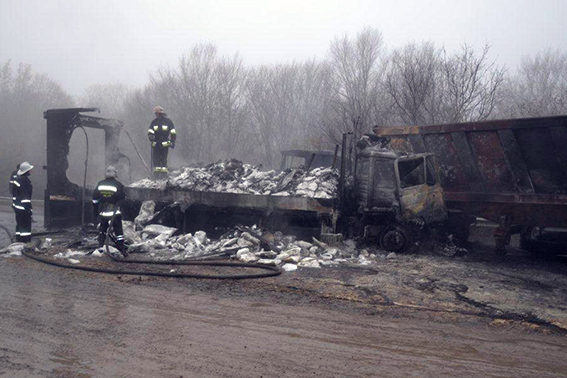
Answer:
379 225 414 253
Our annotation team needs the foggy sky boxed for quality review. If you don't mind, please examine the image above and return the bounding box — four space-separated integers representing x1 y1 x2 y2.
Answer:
1 0 566 97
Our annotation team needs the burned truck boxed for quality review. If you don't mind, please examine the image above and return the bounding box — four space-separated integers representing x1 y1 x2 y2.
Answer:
44 107 448 253
124 143 447 253
374 115 567 254
354 146 447 252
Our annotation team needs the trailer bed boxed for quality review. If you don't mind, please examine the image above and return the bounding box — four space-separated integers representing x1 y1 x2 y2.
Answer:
125 187 335 215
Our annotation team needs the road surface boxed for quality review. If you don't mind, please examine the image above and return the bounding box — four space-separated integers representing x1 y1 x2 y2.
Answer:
1 255 566 378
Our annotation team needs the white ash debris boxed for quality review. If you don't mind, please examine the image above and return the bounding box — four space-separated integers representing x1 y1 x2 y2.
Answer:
129 178 167 190
0 243 25 256
74 219 384 269
134 201 156 229
64 199 382 268
129 159 339 199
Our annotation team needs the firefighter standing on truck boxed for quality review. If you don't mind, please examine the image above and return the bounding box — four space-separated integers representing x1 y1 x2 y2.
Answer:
148 105 176 179
12 161 33 243
92 165 127 256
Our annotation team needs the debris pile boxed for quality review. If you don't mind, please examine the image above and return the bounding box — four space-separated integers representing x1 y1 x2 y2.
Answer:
121 218 373 270
16 199 382 269
129 159 339 199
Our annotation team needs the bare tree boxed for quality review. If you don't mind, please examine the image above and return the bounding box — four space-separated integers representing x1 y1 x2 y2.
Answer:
501 49 567 117
0 60 73 195
79 83 131 118
247 60 332 167
438 44 505 123
324 27 386 143
385 41 441 125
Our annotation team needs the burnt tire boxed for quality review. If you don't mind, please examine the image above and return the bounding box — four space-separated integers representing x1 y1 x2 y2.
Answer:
379 225 415 253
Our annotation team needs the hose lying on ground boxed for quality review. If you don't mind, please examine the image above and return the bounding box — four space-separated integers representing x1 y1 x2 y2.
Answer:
21 248 282 280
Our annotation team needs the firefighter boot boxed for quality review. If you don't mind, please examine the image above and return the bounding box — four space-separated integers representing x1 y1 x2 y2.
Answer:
116 240 128 258
97 233 106 248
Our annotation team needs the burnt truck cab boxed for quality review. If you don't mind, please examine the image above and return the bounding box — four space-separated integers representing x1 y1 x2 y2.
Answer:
355 146 447 252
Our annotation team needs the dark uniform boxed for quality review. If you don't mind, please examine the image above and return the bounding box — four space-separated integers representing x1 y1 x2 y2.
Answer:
12 173 33 243
92 175 126 252
8 167 18 196
147 114 176 178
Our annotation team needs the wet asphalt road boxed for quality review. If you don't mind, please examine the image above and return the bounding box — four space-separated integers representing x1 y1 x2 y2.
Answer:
1 254 567 378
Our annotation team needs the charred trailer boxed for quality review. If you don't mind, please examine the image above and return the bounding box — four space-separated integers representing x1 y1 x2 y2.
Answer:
350 145 447 252
44 108 125 229
374 115 567 254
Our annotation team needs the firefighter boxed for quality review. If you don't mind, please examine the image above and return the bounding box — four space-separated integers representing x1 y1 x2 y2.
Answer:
147 105 176 179
12 161 33 243
92 165 127 255
8 163 19 196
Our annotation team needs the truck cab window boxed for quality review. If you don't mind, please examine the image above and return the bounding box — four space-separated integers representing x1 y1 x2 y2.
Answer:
398 158 425 188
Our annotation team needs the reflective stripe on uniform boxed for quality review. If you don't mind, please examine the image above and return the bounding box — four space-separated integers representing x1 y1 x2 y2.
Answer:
19 232 32 236
92 199 99 204
97 185 117 192
13 205 26 210
153 125 159 131
100 210 121 217
170 129 177 135
148 129 155 134
161 125 168 131
13 181 20 187
161 141 170 147
21 199 31 203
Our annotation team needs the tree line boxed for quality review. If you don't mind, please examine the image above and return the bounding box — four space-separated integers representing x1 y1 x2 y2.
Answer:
1 27 567 196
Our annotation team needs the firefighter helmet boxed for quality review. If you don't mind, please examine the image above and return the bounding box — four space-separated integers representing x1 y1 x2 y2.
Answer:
105 165 118 179
17 161 33 176
153 106 164 114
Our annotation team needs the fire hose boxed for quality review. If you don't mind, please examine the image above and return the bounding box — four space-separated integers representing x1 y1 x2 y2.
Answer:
21 248 282 280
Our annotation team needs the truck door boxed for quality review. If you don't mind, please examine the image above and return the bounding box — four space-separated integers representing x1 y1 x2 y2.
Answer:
395 155 447 223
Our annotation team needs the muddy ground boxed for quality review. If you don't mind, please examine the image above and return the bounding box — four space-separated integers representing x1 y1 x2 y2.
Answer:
14 221 567 332
1 209 567 377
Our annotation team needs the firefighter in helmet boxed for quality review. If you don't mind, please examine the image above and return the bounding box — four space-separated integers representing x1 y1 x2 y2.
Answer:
92 165 127 255
12 162 33 243
148 106 176 179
